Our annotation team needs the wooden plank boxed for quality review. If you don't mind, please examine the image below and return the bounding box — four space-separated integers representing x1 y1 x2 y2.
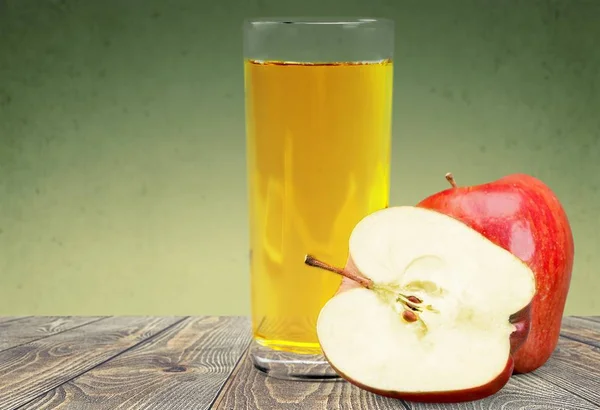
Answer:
213 350 409 410
0 317 30 325
412 371 599 410
531 336 600 406
19 316 251 410
0 316 104 352
578 315 600 323
561 316 600 347
0 316 183 410
214 346 597 410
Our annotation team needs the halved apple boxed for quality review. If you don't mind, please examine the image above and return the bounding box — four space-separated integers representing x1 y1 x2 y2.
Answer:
305 206 536 403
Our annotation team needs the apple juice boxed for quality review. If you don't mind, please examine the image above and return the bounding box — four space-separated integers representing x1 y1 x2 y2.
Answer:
244 59 393 354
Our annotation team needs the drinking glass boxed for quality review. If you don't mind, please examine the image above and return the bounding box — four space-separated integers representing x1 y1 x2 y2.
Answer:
243 17 394 380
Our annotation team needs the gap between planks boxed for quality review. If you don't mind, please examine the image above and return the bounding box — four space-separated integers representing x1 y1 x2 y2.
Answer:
209 346 252 409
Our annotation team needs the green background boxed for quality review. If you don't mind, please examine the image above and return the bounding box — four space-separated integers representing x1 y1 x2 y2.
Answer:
1 0 598 315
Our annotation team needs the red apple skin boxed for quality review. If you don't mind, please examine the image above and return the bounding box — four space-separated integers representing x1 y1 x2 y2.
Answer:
416 173 574 373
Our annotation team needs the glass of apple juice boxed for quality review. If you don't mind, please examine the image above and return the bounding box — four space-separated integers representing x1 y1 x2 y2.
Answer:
243 17 394 380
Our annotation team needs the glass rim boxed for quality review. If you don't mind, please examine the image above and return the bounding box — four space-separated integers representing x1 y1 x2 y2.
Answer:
243 17 394 27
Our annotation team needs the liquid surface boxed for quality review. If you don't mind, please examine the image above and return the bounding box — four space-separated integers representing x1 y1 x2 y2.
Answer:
244 59 393 354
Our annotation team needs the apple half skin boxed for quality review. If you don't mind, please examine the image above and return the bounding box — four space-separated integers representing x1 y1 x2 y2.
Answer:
324 349 514 403
509 304 532 355
417 173 574 373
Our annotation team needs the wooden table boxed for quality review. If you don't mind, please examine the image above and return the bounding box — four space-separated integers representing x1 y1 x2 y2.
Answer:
0 316 598 409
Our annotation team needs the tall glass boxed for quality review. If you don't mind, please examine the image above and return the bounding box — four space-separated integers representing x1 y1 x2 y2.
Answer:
243 18 394 379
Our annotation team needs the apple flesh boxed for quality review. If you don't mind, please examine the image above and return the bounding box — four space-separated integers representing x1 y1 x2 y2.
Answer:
307 206 536 403
417 173 574 373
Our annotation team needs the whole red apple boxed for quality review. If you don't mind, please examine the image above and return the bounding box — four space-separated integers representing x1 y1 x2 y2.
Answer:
417 173 574 373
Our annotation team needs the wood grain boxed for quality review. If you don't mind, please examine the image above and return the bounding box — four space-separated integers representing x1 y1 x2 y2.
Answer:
20 316 251 410
0 316 182 410
410 372 599 410
214 338 598 409
0 316 104 352
531 336 600 406
0 316 596 409
214 350 414 410
0 317 30 325
561 316 600 347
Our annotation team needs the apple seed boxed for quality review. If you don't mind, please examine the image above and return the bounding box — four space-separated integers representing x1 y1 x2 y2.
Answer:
402 309 418 323
397 294 425 312
407 295 423 304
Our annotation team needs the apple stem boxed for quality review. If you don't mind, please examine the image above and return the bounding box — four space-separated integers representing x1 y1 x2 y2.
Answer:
304 255 373 289
445 172 458 188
